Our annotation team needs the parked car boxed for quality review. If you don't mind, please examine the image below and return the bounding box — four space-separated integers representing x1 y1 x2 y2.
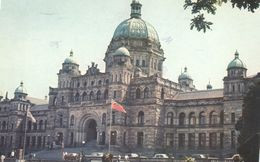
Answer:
153 154 169 159
126 153 139 158
191 154 207 159
91 152 104 157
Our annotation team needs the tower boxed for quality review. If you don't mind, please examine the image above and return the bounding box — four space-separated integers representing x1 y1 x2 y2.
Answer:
14 81 28 100
178 67 195 90
104 0 165 77
223 51 247 99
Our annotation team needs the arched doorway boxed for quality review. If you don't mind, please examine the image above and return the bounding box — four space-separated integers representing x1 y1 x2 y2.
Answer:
85 119 97 142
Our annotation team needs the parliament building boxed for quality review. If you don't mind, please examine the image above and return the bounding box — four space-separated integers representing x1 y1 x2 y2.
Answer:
0 0 259 157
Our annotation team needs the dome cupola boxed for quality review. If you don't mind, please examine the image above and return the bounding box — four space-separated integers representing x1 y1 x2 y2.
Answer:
14 81 28 100
207 81 213 90
227 51 246 70
113 47 130 57
64 50 78 65
178 67 192 81
112 0 159 43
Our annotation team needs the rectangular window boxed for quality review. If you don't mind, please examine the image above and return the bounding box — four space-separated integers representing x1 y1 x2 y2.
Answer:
231 113 235 123
199 133 206 148
188 133 195 149
112 112 115 124
178 133 185 149
113 91 117 99
136 60 140 66
166 133 174 147
209 133 217 149
137 132 144 147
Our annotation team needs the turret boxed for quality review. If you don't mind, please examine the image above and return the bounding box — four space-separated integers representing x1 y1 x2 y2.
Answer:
14 81 27 100
178 67 195 90
207 81 213 90
58 50 81 88
224 51 247 99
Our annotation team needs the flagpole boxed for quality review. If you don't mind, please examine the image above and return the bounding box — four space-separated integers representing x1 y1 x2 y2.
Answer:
108 99 112 154
22 108 28 160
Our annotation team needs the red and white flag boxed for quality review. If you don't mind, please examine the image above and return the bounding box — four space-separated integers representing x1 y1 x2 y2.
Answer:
111 100 126 113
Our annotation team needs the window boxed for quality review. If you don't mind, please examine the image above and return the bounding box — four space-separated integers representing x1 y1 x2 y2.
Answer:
59 115 63 127
142 60 145 67
137 132 144 147
220 110 224 124
124 114 127 125
189 112 196 125
209 133 217 149
82 92 87 101
199 133 206 148
61 96 64 103
70 115 75 126
91 81 95 86
144 87 149 98
98 80 102 85
166 112 174 125
96 90 101 100
231 130 236 148
231 113 235 124
136 88 141 99
112 112 115 124
179 113 185 126
210 111 218 125
89 91 94 100
27 121 32 131
178 133 185 149
77 82 80 88
161 88 165 99
110 131 117 145
123 132 126 146
105 79 109 85
199 112 206 125
102 113 106 125
84 81 87 87
32 136 36 147
136 60 140 66
138 111 144 125
44 120 47 130
39 120 43 130
220 132 224 149
166 133 174 147
188 133 195 149
70 132 74 146
33 122 37 130
113 91 117 99
37 136 42 148
75 93 80 102
104 89 109 99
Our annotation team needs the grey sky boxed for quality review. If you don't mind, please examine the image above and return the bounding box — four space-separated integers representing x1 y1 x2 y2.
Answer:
0 0 259 99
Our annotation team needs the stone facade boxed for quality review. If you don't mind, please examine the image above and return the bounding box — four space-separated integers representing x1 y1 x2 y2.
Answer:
0 0 258 157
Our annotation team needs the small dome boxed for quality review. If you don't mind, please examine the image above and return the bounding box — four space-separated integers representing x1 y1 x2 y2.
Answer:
64 50 78 64
207 81 213 90
178 67 192 80
113 47 130 57
15 81 27 94
227 51 246 70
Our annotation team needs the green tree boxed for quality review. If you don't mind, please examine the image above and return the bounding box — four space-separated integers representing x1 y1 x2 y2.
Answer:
236 76 260 162
184 0 260 32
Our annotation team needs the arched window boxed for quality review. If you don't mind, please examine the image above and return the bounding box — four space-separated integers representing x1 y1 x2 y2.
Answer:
97 90 101 100
189 112 196 125
167 112 174 125
39 120 43 130
89 91 94 100
98 80 102 85
199 112 206 125
70 115 75 126
179 113 185 126
33 122 37 130
138 111 144 125
27 121 32 131
144 87 149 98
210 111 218 125
161 88 165 99
105 79 109 85
75 93 80 102
102 113 106 125
110 131 117 145
104 89 109 99
82 92 87 101
136 88 141 99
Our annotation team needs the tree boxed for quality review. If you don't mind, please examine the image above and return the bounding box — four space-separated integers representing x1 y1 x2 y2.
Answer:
236 75 260 162
184 0 260 32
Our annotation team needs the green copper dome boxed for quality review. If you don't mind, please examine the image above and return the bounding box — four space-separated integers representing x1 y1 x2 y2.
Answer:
227 51 246 70
178 67 192 80
15 81 27 94
64 50 77 64
112 0 159 43
113 47 130 57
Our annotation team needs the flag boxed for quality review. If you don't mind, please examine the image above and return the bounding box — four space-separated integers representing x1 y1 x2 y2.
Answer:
27 109 36 123
111 100 126 113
